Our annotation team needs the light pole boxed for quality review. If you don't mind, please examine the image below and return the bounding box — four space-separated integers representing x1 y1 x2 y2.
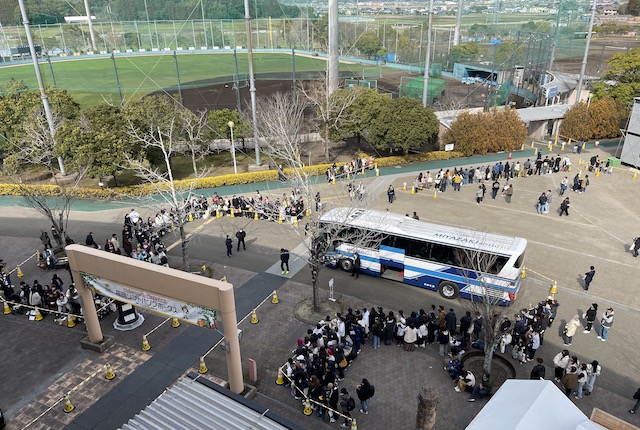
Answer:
228 121 238 174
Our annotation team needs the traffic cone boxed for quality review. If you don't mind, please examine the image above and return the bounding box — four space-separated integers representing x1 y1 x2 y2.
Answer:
521 267 526 279
550 281 558 296
276 369 285 385
561 142 565 151
105 364 116 380
331 178 336 185
216 209 221 218
251 309 259 324
361 166 365 175
578 170 582 178
347 172 350 180
402 182 407 191
302 398 313 416
582 141 586 150
595 140 599 148
199 356 208 374
351 418 358 429
16 265 23 277
533 148 538 156
547 143 552 152
272 290 279 304
3 300 11 314
595 169 600 177
410 186 415 195
230 210 235 218
568 165 572 172
375 168 380 177
67 315 76 328
634 171 638 180
63 395 74 413
278 216 283 224
188 212 194 222
34 307 43 321
305 208 311 217
520 143 524 150
507 152 512 160
254 212 259 221
578 158 583 166
172 317 180 328
142 335 151 351
293 217 299 227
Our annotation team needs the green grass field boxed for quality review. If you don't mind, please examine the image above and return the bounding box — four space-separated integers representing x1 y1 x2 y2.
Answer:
0 52 391 107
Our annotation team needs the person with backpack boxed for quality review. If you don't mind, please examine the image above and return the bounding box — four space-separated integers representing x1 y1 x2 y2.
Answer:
339 388 355 427
356 378 375 414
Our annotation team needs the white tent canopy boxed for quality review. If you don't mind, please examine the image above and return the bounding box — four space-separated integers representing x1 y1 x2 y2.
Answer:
466 380 607 430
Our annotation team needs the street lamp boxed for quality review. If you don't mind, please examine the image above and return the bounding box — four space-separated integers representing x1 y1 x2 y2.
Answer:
228 121 237 174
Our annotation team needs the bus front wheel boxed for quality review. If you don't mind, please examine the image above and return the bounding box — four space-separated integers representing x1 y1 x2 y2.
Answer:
340 259 353 272
439 281 459 300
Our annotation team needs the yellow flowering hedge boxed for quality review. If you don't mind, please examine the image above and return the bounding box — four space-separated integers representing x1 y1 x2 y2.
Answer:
0 151 463 198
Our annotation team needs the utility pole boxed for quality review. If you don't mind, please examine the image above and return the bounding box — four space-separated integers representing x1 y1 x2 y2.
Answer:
453 0 463 46
244 0 261 166
82 0 97 52
575 0 596 105
18 0 65 175
327 0 339 95
422 0 434 108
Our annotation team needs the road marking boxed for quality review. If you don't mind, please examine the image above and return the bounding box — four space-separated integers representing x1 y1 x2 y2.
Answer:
265 239 310 278
166 216 217 252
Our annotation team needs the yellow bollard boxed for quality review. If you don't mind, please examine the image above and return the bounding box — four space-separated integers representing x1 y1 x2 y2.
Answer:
521 267 526 279
63 395 75 413
276 369 285 385
16 265 23 278
302 398 313 416
254 212 259 221
351 418 358 430
172 317 180 328
402 182 407 191
272 290 279 304
410 186 415 195
3 300 10 314
548 143 552 152
105 364 116 380
199 356 208 374
251 309 259 324
188 212 193 222
142 335 151 351
67 315 76 328
433 189 437 200
550 281 558 297
34 307 43 321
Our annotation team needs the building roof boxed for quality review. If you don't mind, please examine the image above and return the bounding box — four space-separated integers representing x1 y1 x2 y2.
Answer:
541 71 578 95
515 104 572 123
120 373 304 430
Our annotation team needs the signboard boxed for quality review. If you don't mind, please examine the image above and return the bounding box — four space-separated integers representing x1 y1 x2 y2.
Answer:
544 86 558 99
444 144 455 152
81 273 218 329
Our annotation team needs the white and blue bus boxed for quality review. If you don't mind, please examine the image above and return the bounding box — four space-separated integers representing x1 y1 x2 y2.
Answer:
320 208 527 305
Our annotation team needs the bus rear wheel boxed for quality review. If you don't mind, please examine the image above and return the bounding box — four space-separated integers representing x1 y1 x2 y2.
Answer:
439 281 459 300
340 259 353 272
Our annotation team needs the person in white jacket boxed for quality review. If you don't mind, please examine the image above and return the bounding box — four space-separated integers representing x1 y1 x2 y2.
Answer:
553 350 571 382
563 315 581 346
584 360 601 396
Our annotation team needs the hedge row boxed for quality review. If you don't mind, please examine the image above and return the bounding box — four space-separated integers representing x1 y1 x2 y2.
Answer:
0 151 463 199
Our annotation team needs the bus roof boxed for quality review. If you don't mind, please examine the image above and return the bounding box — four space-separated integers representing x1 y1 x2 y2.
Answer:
320 208 527 256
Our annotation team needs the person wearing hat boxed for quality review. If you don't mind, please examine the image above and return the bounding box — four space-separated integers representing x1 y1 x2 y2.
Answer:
582 303 598 333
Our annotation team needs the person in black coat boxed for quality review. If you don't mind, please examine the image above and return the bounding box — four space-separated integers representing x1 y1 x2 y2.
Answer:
85 232 98 249
235 229 246 251
280 248 290 274
225 236 233 257
445 309 457 335
351 252 361 278
530 358 546 380
459 311 472 336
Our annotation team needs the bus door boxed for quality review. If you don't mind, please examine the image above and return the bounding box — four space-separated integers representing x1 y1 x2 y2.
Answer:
379 245 405 282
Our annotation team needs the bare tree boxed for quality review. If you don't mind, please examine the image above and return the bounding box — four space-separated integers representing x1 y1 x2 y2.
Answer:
299 80 362 161
126 116 211 271
4 109 62 184
178 108 209 177
454 242 517 377
251 91 382 312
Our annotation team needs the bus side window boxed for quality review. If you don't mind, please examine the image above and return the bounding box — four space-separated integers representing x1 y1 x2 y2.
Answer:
381 235 395 247
429 243 456 266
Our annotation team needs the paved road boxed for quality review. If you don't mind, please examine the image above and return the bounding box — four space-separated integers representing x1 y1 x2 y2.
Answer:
2 142 640 429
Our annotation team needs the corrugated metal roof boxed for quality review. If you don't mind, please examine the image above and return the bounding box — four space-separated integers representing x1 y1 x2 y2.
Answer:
516 104 572 123
320 208 527 256
120 374 301 430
